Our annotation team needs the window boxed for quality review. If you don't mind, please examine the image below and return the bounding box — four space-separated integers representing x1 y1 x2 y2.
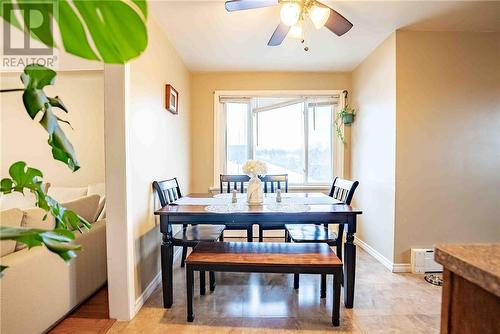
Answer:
220 93 340 186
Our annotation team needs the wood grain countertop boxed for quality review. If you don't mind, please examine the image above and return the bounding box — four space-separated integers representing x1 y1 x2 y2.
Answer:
435 244 500 298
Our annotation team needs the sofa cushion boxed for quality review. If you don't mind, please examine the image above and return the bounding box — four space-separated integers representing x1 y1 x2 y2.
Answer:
61 194 100 225
15 208 56 251
21 208 56 230
0 192 37 210
48 186 88 202
0 208 24 257
87 183 106 221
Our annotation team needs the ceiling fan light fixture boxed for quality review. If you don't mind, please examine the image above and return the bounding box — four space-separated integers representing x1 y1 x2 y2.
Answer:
289 22 304 39
309 5 330 29
280 2 301 26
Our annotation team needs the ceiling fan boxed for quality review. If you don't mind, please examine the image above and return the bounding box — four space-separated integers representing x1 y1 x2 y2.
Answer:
224 0 353 48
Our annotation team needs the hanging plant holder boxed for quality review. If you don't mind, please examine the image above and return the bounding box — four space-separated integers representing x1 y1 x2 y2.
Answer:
335 90 356 143
342 112 355 125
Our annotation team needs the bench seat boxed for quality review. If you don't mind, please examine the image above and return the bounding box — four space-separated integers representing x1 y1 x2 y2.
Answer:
185 242 343 327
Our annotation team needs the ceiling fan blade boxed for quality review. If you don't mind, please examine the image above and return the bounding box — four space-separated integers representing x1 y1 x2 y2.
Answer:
267 23 290 46
225 0 278 12
316 1 353 36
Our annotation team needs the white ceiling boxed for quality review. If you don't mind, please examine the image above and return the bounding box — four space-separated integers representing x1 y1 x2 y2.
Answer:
151 1 500 72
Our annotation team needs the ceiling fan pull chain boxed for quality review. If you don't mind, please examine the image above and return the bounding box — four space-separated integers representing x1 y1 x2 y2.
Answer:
301 39 309 52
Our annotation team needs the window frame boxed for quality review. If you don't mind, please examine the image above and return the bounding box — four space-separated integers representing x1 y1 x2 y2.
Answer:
213 90 346 189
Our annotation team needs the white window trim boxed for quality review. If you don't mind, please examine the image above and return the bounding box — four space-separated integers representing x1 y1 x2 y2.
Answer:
213 90 346 189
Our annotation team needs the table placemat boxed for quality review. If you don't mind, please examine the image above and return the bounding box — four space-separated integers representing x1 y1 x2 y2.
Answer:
266 203 311 213
204 204 249 214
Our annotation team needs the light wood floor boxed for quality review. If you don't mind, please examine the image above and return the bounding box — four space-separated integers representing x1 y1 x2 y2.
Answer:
109 239 442 333
50 287 116 334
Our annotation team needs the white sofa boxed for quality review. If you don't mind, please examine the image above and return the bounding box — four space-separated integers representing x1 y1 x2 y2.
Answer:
0 184 107 334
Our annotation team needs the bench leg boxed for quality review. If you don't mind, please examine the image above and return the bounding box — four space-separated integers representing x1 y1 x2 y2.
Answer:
200 271 206 295
321 274 326 298
332 272 341 327
258 226 263 242
187 266 194 322
209 271 216 291
294 273 299 289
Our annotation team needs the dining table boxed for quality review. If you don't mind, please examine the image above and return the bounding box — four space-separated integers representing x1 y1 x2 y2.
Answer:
154 192 362 309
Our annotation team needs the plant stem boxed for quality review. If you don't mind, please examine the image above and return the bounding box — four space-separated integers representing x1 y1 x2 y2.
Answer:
0 88 24 93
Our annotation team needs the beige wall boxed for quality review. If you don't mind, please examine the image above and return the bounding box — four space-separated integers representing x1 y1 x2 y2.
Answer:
351 34 397 262
190 72 351 192
394 31 500 263
127 17 191 300
351 31 500 265
1 71 104 187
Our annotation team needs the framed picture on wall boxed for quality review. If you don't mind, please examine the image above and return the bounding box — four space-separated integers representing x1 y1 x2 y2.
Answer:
165 84 179 114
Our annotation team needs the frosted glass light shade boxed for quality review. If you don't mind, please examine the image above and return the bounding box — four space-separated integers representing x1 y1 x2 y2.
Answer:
280 3 301 26
289 23 304 39
309 5 330 29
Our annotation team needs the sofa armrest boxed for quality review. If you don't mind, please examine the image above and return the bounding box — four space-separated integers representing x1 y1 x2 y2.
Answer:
0 219 107 334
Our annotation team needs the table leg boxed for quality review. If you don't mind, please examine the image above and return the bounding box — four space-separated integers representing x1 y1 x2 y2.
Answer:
344 231 356 308
187 266 194 322
332 272 341 327
161 236 174 308
200 271 206 295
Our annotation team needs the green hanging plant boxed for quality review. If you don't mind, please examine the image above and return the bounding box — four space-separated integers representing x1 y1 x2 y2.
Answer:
338 105 356 125
335 91 356 144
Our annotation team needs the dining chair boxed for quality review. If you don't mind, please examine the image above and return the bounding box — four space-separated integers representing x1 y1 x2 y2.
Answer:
285 177 359 296
258 174 289 242
219 174 253 241
153 178 226 275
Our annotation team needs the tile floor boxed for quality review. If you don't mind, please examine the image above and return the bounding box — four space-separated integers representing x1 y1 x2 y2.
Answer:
109 241 441 333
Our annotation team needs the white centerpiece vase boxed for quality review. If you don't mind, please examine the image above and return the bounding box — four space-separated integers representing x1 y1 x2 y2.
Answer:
247 173 264 205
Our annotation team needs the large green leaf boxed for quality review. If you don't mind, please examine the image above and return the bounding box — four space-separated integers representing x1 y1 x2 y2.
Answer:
0 161 90 270
21 64 79 171
15 1 55 48
1 161 91 231
0 0 148 64
0 226 80 262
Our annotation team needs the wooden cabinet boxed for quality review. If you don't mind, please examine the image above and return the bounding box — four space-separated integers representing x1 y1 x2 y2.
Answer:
435 244 500 334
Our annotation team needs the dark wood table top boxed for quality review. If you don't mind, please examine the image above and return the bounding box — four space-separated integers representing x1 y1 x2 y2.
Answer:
186 242 343 267
155 192 362 216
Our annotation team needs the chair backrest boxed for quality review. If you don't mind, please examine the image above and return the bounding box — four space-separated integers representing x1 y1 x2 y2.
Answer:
152 178 182 207
220 174 250 193
328 177 359 205
259 174 289 193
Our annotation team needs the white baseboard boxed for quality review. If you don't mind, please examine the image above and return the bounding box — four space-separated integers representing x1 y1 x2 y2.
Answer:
392 263 412 273
354 237 411 273
134 247 182 314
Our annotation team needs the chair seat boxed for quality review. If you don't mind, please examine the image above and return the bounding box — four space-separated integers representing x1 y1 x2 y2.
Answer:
285 224 339 243
173 225 225 242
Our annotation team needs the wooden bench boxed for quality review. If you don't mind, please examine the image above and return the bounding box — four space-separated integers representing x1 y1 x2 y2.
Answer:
185 241 343 327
